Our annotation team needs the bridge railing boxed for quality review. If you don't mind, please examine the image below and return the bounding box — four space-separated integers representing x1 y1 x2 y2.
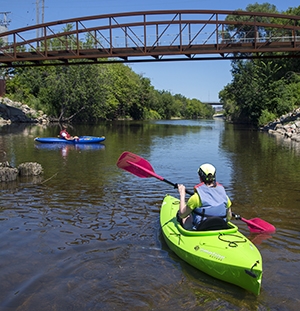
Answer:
2 35 300 53
0 10 300 66
222 35 300 44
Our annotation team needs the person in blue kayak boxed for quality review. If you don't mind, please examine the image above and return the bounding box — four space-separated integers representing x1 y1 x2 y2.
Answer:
59 124 79 141
177 163 232 231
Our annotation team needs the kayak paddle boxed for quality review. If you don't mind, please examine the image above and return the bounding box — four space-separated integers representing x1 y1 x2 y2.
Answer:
117 151 194 195
117 151 275 233
232 213 276 233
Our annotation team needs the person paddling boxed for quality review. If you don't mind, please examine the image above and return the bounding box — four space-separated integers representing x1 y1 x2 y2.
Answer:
177 163 232 231
59 124 79 141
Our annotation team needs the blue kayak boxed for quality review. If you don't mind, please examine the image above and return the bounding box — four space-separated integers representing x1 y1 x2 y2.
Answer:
34 136 105 144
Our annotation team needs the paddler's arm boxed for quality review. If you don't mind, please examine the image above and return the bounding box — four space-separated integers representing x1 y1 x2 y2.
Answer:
226 196 232 220
177 184 193 218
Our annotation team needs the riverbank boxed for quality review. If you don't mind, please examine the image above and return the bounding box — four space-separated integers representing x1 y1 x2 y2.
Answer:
1 95 299 143
260 107 300 143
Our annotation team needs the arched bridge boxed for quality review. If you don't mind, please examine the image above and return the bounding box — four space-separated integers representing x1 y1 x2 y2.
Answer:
0 10 300 68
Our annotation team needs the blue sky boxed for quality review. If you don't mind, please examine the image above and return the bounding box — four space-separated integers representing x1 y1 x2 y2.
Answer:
1 0 299 102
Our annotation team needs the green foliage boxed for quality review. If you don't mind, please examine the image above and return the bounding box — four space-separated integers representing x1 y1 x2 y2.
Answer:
184 99 214 119
220 57 298 125
224 2 279 40
219 3 300 126
258 109 277 126
5 60 210 122
144 109 162 120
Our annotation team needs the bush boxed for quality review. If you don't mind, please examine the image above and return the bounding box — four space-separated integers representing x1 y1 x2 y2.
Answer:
258 109 277 127
144 109 162 120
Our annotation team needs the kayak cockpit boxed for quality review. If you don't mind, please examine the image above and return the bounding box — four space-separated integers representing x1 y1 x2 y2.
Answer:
166 196 239 236
176 221 238 236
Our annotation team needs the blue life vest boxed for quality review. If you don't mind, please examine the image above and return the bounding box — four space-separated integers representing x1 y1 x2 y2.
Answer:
192 182 228 229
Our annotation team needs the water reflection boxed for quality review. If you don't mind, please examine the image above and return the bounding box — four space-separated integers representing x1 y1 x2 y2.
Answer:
248 233 274 245
34 142 105 157
0 121 299 310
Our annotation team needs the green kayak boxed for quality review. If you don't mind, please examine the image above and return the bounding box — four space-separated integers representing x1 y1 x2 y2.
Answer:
160 194 263 295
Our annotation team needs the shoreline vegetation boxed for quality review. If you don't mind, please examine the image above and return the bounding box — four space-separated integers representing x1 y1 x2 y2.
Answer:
3 62 214 123
0 96 215 124
2 94 300 141
1 95 299 136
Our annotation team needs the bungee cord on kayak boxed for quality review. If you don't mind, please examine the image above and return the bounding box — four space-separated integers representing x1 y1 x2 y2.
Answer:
217 233 247 248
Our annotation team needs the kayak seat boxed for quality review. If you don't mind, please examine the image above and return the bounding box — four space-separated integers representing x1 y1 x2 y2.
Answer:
196 217 229 231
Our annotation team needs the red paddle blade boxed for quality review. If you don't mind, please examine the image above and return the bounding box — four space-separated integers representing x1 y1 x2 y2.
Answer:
241 217 276 233
116 151 163 180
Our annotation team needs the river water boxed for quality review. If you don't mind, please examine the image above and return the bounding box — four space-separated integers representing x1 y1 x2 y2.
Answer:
0 119 299 311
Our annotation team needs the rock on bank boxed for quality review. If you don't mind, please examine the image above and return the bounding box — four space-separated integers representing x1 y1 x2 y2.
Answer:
260 108 300 143
0 97 49 124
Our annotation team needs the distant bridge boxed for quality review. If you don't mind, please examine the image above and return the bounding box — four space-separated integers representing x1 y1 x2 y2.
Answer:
202 102 223 106
0 10 300 68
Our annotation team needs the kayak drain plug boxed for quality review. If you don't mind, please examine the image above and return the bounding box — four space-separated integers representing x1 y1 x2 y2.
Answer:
245 261 260 278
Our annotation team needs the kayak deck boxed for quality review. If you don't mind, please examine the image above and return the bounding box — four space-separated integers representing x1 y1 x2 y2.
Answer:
34 136 105 144
160 194 262 295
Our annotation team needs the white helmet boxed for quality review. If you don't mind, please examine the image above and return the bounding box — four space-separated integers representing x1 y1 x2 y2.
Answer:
198 163 216 184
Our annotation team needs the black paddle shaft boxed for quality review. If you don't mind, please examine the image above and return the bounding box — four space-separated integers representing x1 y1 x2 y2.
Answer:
162 178 194 196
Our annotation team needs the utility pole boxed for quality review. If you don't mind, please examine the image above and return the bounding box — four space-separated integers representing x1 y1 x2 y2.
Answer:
0 11 11 28
41 0 45 37
36 0 45 45
41 0 45 24
0 12 11 45
36 0 40 40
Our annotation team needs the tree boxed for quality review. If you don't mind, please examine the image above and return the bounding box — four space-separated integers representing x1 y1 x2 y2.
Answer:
224 3 279 40
218 3 300 126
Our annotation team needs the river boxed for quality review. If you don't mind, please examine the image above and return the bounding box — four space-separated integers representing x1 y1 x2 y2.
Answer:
0 119 299 310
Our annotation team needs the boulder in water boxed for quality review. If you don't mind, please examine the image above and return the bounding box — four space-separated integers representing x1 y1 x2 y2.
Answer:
18 162 43 176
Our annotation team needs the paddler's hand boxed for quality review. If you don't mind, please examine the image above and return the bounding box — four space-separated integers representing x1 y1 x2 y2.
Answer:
178 184 186 197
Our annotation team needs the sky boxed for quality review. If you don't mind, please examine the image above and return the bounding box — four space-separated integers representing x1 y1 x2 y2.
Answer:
1 0 299 102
